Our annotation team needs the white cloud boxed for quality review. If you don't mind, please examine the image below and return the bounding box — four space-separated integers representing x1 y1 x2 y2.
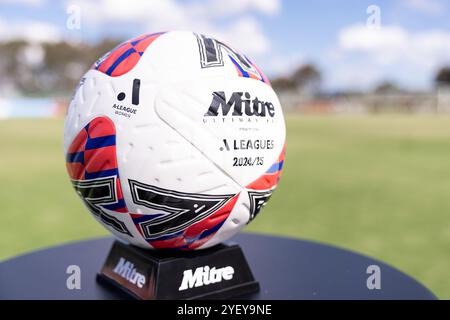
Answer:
0 0 45 6
402 0 446 16
213 0 280 16
206 16 271 55
74 0 280 22
192 0 281 18
261 53 304 78
338 24 450 69
74 0 186 26
0 18 62 43
339 25 407 52
70 0 277 56
323 24 450 90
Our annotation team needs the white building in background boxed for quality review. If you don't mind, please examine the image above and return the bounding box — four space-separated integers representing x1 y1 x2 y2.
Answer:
0 98 60 119
437 85 450 114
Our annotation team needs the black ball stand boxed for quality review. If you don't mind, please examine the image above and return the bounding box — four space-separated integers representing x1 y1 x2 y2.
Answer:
96 240 259 300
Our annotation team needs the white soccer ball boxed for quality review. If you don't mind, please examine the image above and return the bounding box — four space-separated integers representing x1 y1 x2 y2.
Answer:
64 31 286 250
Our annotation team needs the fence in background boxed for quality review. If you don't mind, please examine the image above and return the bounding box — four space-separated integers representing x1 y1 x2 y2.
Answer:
279 87 450 115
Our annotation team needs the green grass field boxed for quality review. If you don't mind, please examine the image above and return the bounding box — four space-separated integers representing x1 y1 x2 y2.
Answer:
1 115 450 298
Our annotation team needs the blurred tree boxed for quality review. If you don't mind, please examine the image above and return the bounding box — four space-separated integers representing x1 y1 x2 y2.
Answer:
374 81 402 94
271 77 296 92
435 67 450 86
292 64 321 92
0 39 123 97
271 63 322 96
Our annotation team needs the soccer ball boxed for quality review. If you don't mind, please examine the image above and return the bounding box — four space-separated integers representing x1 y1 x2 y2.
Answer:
64 31 286 250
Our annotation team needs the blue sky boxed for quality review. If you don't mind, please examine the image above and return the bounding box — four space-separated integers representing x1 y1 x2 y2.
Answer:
1 0 449 91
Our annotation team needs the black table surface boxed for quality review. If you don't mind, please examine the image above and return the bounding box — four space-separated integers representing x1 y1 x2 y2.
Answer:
0 233 436 300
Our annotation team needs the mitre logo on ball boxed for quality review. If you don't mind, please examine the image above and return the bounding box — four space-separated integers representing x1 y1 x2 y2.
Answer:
64 31 286 251
205 91 276 117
